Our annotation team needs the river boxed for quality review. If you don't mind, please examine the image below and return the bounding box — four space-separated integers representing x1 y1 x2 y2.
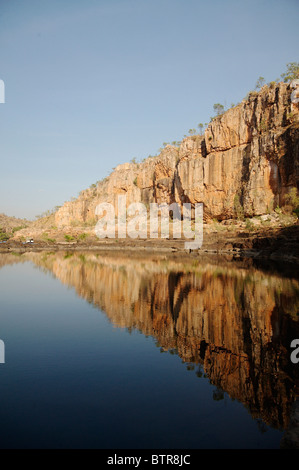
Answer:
0 251 298 448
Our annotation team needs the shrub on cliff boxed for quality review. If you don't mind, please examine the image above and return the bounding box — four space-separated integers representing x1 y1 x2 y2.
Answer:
285 187 299 217
213 103 224 116
64 234 75 242
0 230 10 241
280 62 299 82
255 76 265 90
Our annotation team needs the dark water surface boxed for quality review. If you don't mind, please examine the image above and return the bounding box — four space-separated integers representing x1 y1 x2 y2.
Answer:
0 251 298 449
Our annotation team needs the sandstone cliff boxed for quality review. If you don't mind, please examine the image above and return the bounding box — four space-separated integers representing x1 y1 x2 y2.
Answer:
55 81 299 227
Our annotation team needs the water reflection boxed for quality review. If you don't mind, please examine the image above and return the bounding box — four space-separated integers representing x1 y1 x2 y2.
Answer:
1 251 299 445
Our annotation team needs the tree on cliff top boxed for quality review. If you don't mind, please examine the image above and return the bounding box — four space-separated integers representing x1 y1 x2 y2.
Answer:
213 103 224 116
255 76 265 90
280 62 299 82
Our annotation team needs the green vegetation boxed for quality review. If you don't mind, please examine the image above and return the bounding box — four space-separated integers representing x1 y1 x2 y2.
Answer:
259 118 267 132
212 219 226 232
41 232 56 243
245 218 254 231
78 232 88 241
133 177 138 186
197 123 204 135
255 76 265 90
287 111 295 123
64 234 75 242
280 62 299 82
0 229 9 241
11 225 27 233
83 218 97 227
285 187 299 217
267 200 274 214
213 103 224 116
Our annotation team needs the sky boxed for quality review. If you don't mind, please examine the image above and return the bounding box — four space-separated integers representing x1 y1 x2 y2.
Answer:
0 0 298 220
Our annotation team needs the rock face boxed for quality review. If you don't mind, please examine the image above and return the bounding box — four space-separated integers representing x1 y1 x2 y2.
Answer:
55 82 299 227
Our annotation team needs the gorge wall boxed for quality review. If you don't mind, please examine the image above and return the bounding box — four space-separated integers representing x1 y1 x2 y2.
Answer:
55 81 299 227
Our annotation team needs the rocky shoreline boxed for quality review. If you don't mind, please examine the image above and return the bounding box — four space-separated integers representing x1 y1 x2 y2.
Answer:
1 223 298 265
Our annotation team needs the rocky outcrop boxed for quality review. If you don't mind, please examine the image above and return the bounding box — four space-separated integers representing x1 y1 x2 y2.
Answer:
55 81 299 227
0 213 30 234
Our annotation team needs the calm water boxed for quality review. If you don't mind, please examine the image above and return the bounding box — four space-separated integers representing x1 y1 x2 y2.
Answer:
0 251 298 449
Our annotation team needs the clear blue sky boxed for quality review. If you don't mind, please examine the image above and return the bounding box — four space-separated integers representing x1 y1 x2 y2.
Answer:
0 0 298 219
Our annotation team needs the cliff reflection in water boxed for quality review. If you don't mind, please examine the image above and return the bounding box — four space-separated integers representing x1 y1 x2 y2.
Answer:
7 251 299 435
